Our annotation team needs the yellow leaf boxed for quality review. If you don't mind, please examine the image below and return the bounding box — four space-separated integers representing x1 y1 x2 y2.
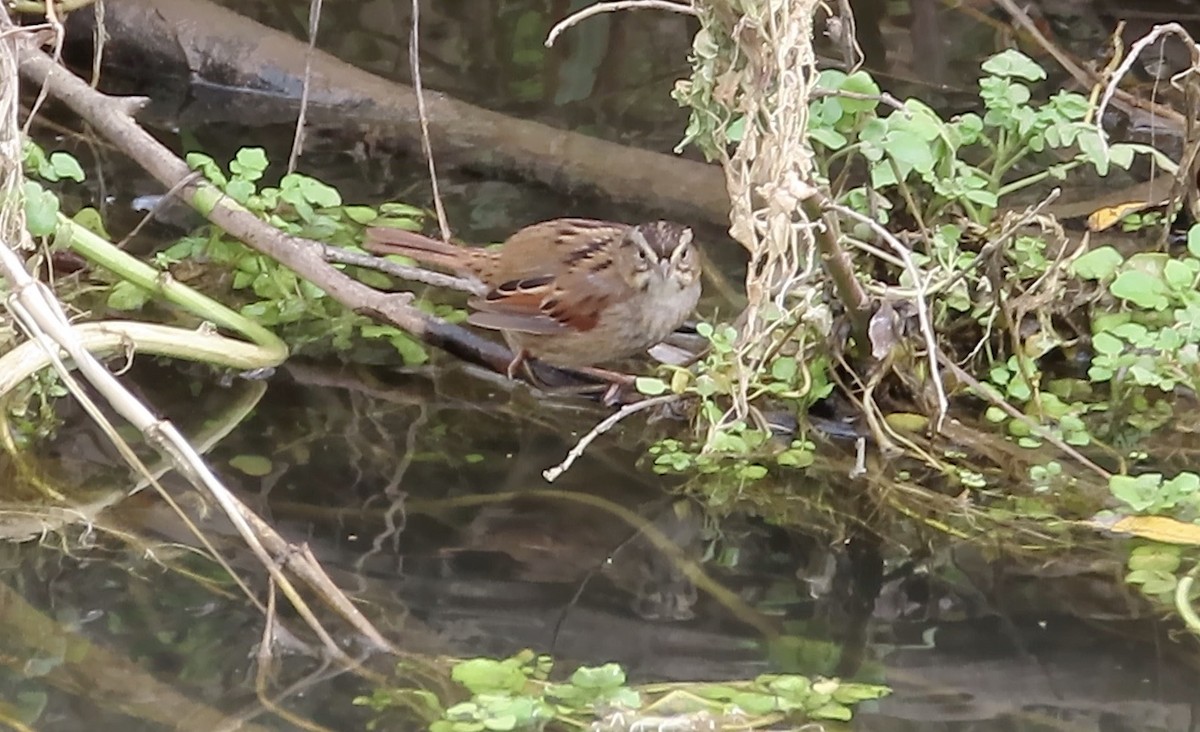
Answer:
885 412 928 433
1102 515 1200 545
1086 201 1153 232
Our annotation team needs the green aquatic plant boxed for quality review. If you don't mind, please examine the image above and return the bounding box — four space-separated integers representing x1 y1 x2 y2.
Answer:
355 650 889 731
147 147 451 362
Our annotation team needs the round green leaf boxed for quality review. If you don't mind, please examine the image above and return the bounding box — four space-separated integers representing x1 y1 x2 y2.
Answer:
23 181 59 236
981 49 1047 81
229 454 273 477
49 151 85 182
1110 270 1169 310
635 377 668 396
1071 246 1123 280
106 281 151 311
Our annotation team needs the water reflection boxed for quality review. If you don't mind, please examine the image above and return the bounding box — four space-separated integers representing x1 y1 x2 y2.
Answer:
2 361 1197 729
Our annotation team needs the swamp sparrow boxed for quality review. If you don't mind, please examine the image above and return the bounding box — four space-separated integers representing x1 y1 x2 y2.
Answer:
364 218 702 377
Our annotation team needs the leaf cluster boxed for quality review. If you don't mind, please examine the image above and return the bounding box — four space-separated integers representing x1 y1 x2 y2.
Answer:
638 317 827 483
667 46 1194 515
123 148 457 363
356 651 888 731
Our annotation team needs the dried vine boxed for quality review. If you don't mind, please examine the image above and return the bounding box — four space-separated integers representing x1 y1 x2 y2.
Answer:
676 0 838 443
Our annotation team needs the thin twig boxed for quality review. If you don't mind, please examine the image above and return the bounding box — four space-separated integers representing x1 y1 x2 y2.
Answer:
545 0 697 48
116 170 204 248
543 394 680 482
89 0 105 88
937 187 1061 297
1095 23 1200 152
287 0 323 173
409 0 451 242
321 246 486 295
936 351 1112 479
992 0 1186 135
20 1 63 134
823 197 950 432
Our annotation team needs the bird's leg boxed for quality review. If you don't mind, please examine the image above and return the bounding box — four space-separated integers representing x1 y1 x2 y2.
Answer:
601 382 624 407
568 365 637 406
505 348 531 380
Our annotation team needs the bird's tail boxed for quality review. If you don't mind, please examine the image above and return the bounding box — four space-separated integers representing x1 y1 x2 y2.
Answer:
364 227 472 274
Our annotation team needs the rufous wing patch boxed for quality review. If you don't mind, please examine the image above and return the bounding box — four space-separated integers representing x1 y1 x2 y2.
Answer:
542 291 604 331
468 272 607 334
468 275 569 334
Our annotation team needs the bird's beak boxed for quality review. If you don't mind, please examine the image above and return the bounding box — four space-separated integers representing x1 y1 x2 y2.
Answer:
658 259 670 277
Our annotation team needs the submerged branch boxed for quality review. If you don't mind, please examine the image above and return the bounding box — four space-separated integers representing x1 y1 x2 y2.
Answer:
71 0 730 226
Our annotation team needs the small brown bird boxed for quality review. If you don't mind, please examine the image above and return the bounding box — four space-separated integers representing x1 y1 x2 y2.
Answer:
364 218 702 378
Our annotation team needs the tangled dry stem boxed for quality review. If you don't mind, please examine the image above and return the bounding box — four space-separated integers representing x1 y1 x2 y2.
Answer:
701 0 828 442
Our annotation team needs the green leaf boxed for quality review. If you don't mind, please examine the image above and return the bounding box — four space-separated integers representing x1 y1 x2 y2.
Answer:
72 207 111 239
771 356 797 382
343 206 378 224
106 280 151 311
777 448 813 468
981 49 1047 81
729 691 778 715
607 687 641 708
725 116 746 143
49 151 85 182
304 178 342 207
1091 331 1123 356
1071 246 1123 280
1077 130 1109 175
1109 473 1163 512
569 664 625 689
635 377 668 395
1187 225 1200 260
809 702 853 721
451 659 527 695
1164 259 1194 291
765 674 812 698
225 179 256 205
229 454 273 476
884 128 936 175
389 331 429 365
1128 545 1182 573
1109 270 1169 310
23 181 59 236
1163 472 1200 498
481 715 516 731
1126 568 1178 595
186 152 228 187
740 464 768 480
832 683 892 703
229 147 269 180
379 202 427 218
1108 142 1136 170
810 126 848 149
23 139 49 177
839 70 881 111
